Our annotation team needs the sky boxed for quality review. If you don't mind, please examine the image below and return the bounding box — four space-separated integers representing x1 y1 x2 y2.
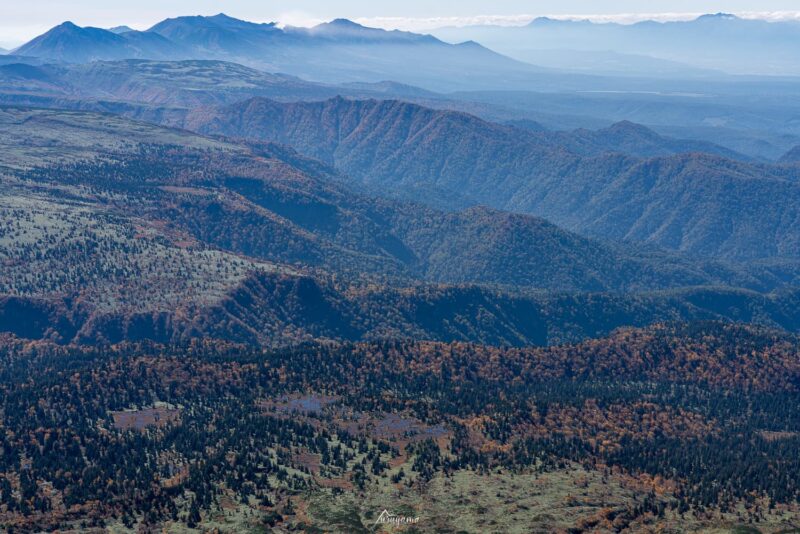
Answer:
2 0 800 48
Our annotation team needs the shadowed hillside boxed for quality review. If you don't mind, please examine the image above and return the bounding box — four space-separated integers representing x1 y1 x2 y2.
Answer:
2 106 800 347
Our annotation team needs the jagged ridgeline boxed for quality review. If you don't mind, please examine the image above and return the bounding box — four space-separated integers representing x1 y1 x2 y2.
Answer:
2 107 800 346
165 97 800 261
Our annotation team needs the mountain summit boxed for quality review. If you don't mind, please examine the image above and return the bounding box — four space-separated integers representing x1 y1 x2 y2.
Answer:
15 21 183 62
15 22 130 62
15 15 542 90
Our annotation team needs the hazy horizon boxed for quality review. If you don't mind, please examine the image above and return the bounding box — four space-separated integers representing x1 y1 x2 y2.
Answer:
3 2 800 48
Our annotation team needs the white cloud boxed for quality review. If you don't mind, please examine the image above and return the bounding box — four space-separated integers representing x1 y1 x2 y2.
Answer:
353 11 800 31
273 11 326 29
352 15 537 31
739 10 800 22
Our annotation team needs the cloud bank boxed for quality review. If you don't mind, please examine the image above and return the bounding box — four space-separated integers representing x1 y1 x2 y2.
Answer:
354 11 800 31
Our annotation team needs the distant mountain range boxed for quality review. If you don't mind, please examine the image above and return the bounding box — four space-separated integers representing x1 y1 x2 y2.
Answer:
0 54 47 67
108 26 135 34
12 14 547 91
519 120 747 160
1 51 795 262
3 55 800 164
780 145 800 164
432 13 800 76
3 58 752 163
3 54 800 166
469 47 724 79
14 13 800 109
449 87 800 162
161 97 800 261
0 59 445 108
